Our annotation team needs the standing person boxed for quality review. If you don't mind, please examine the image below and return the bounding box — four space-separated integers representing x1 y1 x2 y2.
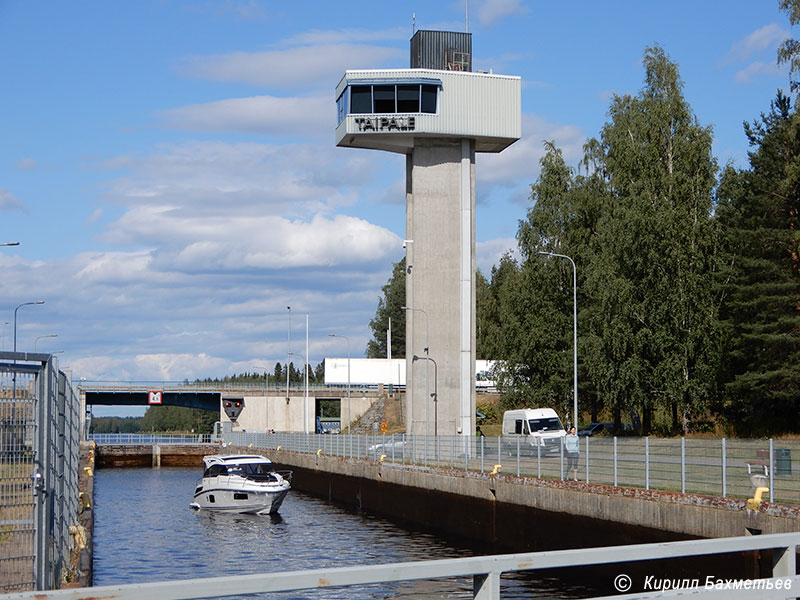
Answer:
565 426 579 481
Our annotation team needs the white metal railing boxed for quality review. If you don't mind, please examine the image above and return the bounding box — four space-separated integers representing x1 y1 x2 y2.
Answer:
229 431 800 505
87 433 214 445
3 532 798 599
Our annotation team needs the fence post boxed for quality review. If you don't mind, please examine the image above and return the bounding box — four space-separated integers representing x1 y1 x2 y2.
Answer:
721 438 727 497
480 436 485 473
585 435 589 483
473 571 501 600
613 437 618 487
769 438 775 503
536 438 540 479
681 437 686 494
560 437 564 481
645 437 650 490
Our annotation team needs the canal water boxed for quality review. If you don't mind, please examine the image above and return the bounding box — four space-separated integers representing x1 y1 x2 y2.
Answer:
93 467 599 599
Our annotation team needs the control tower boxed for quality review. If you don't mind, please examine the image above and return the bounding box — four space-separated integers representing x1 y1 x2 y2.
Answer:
335 31 521 438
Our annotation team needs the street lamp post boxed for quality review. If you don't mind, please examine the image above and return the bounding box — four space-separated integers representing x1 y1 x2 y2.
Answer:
34 334 57 352
328 334 350 434
402 306 430 438
12 300 45 433
286 306 292 404
253 366 271 431
14 301 45 354
537 251 578 429
412 355 438 436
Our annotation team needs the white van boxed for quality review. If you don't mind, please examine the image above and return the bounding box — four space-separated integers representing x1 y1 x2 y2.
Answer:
502 408 566 455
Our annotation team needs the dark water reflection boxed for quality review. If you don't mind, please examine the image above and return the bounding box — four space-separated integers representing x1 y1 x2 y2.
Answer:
93 468 596 599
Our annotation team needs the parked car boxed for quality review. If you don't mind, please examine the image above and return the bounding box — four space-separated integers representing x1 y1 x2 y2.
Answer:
578 422 613 437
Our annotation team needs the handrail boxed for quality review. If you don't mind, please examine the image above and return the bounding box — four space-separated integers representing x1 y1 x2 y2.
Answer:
4 532 798 599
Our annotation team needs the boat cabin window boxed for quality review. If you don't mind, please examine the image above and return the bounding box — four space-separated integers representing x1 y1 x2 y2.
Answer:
239 462 275 476
203 464 228 477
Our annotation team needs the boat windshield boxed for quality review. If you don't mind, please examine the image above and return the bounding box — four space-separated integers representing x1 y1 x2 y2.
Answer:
231 462 276 477
528 417 563 432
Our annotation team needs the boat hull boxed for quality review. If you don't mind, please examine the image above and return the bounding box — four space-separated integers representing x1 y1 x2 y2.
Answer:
190 487 289 515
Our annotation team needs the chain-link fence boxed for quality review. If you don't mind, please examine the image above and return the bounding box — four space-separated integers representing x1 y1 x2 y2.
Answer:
229 430 800 505
0 351 81 592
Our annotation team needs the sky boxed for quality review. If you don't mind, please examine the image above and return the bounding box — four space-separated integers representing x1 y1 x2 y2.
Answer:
0 1 793 415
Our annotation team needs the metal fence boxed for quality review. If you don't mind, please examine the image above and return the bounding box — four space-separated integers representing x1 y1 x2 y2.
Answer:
0 351 81 592
229 431 800 505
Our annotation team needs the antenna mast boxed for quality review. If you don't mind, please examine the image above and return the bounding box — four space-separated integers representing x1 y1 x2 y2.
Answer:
465 0 469 33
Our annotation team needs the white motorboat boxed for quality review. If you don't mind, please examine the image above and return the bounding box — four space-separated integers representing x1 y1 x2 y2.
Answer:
189 454 292 515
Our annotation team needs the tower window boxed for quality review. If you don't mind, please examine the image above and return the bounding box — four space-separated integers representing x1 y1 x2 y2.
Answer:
373 86 396 113
397 85 420 112
350 86 372 114
342 81 439 117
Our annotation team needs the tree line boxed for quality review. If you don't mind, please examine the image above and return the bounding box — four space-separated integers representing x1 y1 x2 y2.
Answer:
368 27 800 436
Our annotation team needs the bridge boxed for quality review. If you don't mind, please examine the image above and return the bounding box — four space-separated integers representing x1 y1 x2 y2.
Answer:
77 381 391 433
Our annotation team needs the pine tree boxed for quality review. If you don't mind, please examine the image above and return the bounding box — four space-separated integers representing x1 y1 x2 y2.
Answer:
716 92 800 433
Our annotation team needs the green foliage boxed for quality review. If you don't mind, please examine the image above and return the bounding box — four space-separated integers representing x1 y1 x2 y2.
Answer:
140 405 217 433
89 416 142 433
482 47 720 434
366 257 406 358
715 91 800 434
476 400 500 424
778 0 800 93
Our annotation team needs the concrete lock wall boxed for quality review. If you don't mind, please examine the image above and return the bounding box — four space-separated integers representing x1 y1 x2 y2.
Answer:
265 448 800 548
406 139 476 439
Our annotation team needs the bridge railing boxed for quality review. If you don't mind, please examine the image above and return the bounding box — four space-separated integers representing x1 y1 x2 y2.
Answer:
228 431 800 505
5 531 799 599
87 433 214 445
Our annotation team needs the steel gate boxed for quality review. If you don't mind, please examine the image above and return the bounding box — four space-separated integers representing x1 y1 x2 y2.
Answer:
0 351 80 591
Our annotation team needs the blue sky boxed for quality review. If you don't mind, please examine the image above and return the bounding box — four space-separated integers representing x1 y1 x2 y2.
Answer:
0 1 792 414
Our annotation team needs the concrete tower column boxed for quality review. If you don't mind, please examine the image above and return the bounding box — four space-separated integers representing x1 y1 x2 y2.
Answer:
406 138 476 437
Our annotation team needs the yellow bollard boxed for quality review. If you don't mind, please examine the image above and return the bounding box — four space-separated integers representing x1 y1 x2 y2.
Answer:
83 466 93 477
747 487 770 511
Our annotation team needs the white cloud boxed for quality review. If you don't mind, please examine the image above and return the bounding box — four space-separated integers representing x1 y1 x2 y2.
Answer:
734 60 783 84
175 44 404 90
98 211 401 272
284 27 408 46
86 208 103 223
477 237 518 275
475 0 529 27
100 140 376 217
157 95 330 137
477 113 585 204
723 24 787 65
0 188 28 212
14 158 37 170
